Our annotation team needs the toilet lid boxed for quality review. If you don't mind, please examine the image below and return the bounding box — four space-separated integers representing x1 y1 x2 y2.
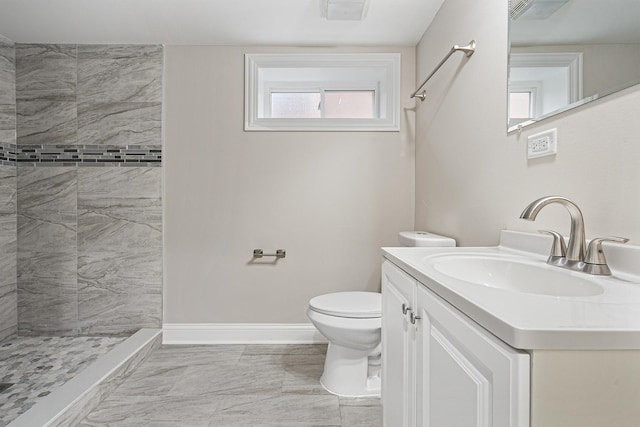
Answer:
309 292 381 318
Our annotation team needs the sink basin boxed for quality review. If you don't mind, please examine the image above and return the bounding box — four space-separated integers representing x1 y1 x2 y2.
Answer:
430 255 605 297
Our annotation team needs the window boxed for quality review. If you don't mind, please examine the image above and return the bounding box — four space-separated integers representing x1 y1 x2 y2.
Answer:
245 53 401 131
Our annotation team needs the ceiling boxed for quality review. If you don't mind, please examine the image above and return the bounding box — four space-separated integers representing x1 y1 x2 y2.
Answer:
0 0 445 46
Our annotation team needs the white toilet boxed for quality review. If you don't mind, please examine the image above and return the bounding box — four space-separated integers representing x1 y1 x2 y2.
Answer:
307 231 455 397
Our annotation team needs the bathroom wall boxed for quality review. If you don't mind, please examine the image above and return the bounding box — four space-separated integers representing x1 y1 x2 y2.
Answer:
164 46 415 324
14 44 163 335
414 0 640 246
0 34 17 342
512 43 640 99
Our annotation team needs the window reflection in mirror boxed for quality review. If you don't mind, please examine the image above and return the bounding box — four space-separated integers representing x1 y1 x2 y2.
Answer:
508 0 640 131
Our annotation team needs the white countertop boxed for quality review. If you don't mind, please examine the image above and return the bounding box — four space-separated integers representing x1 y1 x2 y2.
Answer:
382 231 640 350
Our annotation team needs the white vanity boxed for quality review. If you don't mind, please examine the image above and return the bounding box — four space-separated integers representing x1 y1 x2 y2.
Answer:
381 230 640 427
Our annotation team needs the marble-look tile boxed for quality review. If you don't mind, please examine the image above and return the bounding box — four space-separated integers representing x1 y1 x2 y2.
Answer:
15 44 76 102
168 357 286 396
77 102 161 146
78 250 161 293
145 345 246 368
78 288 161 335
208 394 342 426
0 35 15 105
0 165 17 215
17 167 77 252
111 364 190 397
17 167 77 213
0 273 17 342
243 344 327 356
0 335 126 426
47 331 161 427
17 211 76 252
77 45 162 103
16 100 77 145
340 403 382 426
16 165 77 335
78 167 161 198
17 251 78 335
281 354 327 395
0 128 15 145
78 394 221 427
77 250 161 334
77 199 161 252
0 104 16 131
0 164 16 343
77 168 161 252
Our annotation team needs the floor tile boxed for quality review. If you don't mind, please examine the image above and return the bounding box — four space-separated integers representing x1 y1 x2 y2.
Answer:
80 344 381 426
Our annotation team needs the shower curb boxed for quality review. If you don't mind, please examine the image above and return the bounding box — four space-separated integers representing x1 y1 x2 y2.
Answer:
7 328 162 427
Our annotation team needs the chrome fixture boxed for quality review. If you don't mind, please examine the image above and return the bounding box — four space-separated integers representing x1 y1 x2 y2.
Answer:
584 237 629 275
410 40 476 101
253 249 286 259
520 196 629 275
520 196 586 262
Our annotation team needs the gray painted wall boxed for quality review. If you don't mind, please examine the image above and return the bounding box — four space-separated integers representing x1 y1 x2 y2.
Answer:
163 46 415 324
13 44 163 336
0 34 16 342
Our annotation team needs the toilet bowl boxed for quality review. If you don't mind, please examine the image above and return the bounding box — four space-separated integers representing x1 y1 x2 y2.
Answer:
307 291 382 397
307 231 456 397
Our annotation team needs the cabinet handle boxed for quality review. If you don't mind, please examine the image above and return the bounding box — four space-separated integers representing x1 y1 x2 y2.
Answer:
410 311 421 324
402 303 411 315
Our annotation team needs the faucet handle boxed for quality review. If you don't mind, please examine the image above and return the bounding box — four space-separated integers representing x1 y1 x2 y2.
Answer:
585 236 629 265
538 230 567 260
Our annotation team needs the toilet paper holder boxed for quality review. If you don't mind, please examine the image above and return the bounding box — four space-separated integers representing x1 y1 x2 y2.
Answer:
253 249 286 259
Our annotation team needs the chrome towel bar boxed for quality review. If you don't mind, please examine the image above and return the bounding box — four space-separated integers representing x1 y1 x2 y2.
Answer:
253 249 286 259
411 40 476 101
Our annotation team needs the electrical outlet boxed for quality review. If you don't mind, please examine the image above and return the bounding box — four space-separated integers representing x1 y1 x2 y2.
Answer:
527 128 557 159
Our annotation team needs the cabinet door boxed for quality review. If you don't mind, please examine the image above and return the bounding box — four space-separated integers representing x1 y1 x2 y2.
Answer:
382 260 417 427
415 284 530 427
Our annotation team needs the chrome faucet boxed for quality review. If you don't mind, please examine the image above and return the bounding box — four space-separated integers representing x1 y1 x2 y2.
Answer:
520 196 586 263
520 196 629 275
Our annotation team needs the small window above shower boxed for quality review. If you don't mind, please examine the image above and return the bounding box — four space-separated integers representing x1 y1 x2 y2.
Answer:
245 53 400 131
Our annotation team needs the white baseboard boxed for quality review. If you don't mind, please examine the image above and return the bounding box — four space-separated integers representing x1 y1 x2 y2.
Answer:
162 323 327 345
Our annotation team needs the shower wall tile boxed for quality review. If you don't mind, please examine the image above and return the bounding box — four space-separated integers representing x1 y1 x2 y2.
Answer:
0 104 16 131
0 35 16 342
17 167 78 335
0 35 15 105
12 43 163 336
15 44 76 102
77 167 162 334
17 167 77 212
0 165 16 342
77 102 161 146
16 100 78 145
17 251 78 335
77 45 162 103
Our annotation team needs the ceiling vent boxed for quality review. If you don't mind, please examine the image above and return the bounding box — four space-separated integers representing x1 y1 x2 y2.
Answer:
509 0 569 20
321 0 368 21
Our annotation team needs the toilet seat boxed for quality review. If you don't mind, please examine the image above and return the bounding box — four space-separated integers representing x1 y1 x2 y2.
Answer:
309 291 381 318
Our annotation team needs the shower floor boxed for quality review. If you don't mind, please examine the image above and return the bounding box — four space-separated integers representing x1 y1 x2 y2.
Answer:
0 335 126 427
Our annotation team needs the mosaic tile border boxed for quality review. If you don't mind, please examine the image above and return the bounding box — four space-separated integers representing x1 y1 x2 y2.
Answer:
0 143 161 167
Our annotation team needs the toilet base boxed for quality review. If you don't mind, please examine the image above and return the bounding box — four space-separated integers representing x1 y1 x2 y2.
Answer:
319 342 381 397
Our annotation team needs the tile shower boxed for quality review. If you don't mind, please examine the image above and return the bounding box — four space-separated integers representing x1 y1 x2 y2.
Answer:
0 34 163 424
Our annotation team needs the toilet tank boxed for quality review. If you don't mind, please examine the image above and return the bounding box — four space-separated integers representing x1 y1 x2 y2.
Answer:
398 231 456 247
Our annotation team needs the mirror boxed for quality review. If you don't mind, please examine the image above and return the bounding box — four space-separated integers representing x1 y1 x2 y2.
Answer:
508 0 640 131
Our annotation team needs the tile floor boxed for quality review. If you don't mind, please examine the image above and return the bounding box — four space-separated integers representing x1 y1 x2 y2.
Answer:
79 344 382 426
0 335 126 426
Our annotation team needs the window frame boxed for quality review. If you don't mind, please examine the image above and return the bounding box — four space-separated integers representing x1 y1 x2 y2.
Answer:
245 53 401 131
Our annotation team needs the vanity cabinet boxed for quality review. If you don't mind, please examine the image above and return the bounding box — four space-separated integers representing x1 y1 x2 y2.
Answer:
382 260 530 427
